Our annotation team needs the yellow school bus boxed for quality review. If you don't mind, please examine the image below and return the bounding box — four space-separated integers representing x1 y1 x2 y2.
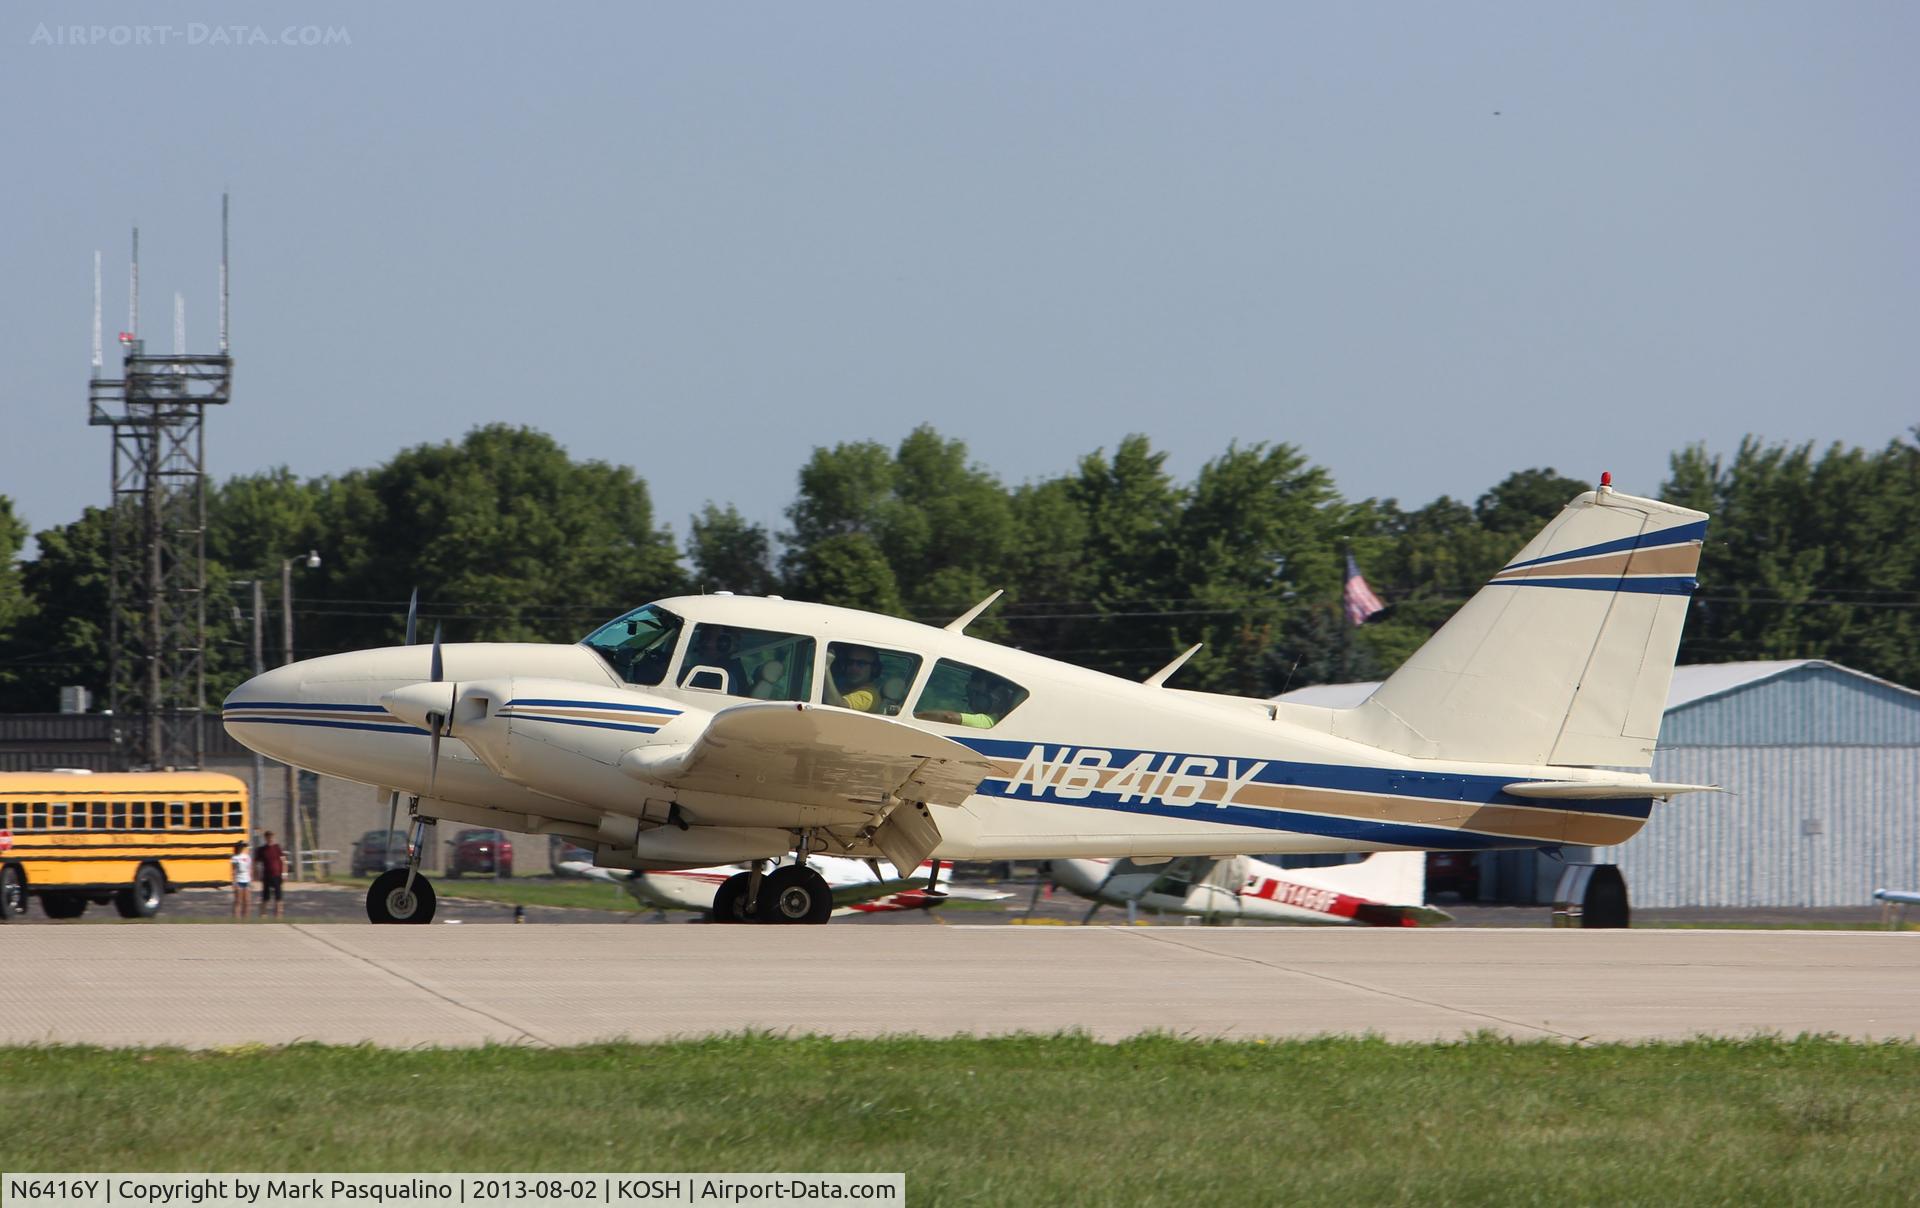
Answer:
0 771 250 921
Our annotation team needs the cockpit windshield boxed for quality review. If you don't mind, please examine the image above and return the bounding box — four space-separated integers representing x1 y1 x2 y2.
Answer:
580 605 683 686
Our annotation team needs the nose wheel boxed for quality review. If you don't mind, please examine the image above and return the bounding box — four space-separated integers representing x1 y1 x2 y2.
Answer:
368 812 437 923
367 869 437 923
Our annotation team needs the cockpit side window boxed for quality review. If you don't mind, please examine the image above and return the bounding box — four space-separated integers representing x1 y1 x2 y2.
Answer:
677 623 816 702
824 643 922 716
911 659 1029 729
581 605 683 686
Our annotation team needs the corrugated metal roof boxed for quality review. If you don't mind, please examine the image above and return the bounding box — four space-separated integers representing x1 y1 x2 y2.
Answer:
1276 660 1920 714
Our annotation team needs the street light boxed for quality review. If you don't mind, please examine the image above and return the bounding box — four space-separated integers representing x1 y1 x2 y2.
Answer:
281 550 321 879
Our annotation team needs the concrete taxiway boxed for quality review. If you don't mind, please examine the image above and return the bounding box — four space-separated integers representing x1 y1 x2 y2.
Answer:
2 926 1914 1047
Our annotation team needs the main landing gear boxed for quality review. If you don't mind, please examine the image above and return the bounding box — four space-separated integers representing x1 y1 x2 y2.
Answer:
709 837 834 925
367 814 437 924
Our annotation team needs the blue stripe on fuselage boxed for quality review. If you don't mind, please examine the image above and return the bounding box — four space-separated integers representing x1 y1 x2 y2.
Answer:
951 736 1654 819
1488 575 1698 595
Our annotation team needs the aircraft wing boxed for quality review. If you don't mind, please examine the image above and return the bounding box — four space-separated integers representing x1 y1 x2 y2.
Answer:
623 701 997 813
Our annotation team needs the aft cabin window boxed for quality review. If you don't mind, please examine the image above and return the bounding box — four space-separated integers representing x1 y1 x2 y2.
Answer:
824 643 922 716
912 660 1030 730
677 623 816 702
581 604 684 687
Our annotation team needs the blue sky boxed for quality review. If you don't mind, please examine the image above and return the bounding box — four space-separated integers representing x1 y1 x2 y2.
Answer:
4 2 1914 552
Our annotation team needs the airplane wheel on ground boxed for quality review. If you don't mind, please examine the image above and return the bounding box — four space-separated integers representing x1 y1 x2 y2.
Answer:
367 869 437 924
0 866 26 922
710 872 755 923
115 864 166 918
756 865 833 924
40 893 87 919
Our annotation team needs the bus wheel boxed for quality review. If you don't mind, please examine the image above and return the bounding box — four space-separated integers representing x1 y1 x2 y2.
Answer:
41 893 87 920
367 869 437 924
0 866 25 922
115 865 166 919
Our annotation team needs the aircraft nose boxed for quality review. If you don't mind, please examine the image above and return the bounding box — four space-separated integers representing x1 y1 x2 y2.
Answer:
221 664 313 761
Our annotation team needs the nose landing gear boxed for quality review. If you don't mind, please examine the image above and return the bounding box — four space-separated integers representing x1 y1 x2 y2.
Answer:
367 812 437 924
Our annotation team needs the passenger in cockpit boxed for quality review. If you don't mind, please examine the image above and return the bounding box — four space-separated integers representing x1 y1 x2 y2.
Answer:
826 644 883 712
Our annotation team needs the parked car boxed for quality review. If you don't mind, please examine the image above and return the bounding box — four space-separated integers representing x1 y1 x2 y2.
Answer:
350 828 412 877
448 828 512 878
1426 851 1480 902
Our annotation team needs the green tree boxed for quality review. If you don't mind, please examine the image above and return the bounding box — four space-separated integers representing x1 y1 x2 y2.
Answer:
312 425 685 650
0 508 114 711
689 504 777 596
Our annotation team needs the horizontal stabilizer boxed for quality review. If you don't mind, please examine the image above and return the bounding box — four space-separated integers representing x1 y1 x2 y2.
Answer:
1503 779 1721 800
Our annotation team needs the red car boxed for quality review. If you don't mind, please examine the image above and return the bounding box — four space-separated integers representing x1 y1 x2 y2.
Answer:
447 828 513 878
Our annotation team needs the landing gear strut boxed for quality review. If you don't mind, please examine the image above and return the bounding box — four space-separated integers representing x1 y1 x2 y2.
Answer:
367 812 437 924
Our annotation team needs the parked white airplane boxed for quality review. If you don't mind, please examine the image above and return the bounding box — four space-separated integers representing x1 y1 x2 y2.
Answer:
223 479 1715 925
562 855 1009 919
1047 852 1452 926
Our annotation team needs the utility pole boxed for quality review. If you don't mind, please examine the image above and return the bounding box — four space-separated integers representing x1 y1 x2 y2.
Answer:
282 551 319 876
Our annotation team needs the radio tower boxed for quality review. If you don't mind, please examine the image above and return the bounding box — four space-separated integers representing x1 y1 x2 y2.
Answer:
89 198 234 770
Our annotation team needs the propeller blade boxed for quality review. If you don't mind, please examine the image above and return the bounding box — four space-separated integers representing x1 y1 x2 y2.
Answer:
404 588 419 646
430 624 444 683
426 720 443 799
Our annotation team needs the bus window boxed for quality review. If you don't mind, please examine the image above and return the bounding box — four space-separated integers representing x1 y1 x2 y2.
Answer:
168 801 185 829
50 802 68 829
130 801 147 830
29 802 47 831
189 802 206 829
91 802 108 829
5 803 19 829
228 800 245 828
111 801 128 829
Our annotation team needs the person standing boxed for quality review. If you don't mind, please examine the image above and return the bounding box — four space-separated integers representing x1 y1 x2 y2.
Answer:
230 841 252 920
254 829 287 920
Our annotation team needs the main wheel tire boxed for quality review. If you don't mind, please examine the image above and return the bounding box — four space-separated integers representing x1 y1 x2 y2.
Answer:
709 872 755 923
755 865 834 924
0 865 26 922
114 864 166 919
40 893 87 920
366 869 437 924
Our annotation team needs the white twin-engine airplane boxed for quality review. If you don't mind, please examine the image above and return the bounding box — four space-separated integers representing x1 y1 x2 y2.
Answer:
1048 852 1452 927
560 856 1011 920
223 479 1716 925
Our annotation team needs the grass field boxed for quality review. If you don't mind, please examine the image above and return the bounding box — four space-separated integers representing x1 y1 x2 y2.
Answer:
2 1035 1915 1205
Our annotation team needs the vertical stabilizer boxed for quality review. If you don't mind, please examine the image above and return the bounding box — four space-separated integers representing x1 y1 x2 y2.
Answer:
1333 486 1706 768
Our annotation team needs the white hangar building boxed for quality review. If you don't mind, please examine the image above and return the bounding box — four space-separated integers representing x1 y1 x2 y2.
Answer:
1279 661 1920 908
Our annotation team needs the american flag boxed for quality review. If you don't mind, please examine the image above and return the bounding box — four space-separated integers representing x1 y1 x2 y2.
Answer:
1343 554 1386 626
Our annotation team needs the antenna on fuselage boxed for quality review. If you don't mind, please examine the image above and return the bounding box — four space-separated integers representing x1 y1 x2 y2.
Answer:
944 589 1004 633
1143 643 1202 687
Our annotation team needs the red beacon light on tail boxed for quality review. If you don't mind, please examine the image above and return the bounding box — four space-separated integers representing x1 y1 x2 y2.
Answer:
1599 471 1613 491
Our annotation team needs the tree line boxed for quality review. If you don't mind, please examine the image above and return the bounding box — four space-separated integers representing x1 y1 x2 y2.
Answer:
1 423 1915 711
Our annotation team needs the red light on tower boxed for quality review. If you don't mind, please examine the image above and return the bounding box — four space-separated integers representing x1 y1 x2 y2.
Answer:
1600 471 1613 488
